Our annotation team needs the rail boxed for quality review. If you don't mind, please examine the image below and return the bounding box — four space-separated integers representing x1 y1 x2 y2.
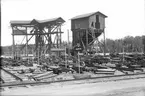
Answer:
1 72 145 87
1 67 23 82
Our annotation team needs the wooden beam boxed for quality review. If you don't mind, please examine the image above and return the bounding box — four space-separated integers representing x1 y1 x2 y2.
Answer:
1 68 23 82
59 26 62 46
15 26 27 34
12 27 15 58
86 29 88 51
12 32 64 35
0 77 5 83
103 29 106 56
20 35 34 50
26 27 28 57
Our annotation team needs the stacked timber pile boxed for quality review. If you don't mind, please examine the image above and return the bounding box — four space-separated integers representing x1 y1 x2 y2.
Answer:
1 70 17 83
114 70 125 75
95 68 116 74
32 71 56 81
73 74 91 79
1 68 23 83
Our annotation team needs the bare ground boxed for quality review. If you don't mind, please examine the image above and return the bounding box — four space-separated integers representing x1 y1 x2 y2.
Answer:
1 78 145 96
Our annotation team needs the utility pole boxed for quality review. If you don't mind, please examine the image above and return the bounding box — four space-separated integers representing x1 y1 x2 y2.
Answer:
67 29 70 56
123 46 124 62
103 29 106 56
78 51 80 74
12 27 15 59
38 45 40 65
65 45 67 68
26 27 28 57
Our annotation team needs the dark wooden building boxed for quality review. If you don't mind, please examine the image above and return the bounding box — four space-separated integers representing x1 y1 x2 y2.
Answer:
71 11 107 52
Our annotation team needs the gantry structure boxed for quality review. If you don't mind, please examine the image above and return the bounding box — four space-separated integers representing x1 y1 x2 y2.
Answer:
10 17 65 62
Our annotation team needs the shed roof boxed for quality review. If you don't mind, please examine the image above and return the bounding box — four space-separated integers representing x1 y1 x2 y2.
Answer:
71 11 107 20
10 17 65 26
38 17 65 24
10 21 31 26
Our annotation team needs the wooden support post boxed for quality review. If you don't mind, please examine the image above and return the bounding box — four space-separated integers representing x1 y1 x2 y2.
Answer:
43 35 47 57
68 29 69 44
59 26 62 56
103 29 106 56
25 27 30 64
65 46 67 68
38 45 40 65
78 52 80 74
26 27 28 57
56 28 59 56
67 29 70 56
49 28 52 55
86 29 88 54
59 26 62 47
56 28 59 48
123 45 124 62
37 31 40 65
12 27 15 59
47 28 49 54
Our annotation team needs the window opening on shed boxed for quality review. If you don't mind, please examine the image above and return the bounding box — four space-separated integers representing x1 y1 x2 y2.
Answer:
91 22 94 27
95 15 100 29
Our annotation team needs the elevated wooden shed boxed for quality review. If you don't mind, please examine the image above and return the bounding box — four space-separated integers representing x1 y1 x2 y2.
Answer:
71 11 107 53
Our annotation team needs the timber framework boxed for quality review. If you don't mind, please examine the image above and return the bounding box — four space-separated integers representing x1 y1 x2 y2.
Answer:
10 17 65 63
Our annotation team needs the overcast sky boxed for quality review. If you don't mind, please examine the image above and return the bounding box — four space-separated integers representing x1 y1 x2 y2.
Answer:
1 0 145 46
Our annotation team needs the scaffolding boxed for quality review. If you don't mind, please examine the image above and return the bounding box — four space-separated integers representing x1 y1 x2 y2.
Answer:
10 17 65 63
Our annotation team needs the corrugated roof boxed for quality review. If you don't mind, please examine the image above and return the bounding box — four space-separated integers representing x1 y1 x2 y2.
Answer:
71 11 107 20
10 21 31 25
38 17 65 23
10 17 65 26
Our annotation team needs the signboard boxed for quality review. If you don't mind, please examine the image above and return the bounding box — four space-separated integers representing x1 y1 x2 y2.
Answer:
74 43 83 52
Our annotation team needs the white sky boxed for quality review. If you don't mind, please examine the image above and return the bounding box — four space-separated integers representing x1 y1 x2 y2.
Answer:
1 0 145 46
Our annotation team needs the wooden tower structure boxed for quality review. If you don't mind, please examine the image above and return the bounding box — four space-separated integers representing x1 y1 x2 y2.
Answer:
10 17 65 62
71 11 107 55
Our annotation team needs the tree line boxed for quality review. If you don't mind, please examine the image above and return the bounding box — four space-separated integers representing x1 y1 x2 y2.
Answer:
99 35 145 53
1 35 145 55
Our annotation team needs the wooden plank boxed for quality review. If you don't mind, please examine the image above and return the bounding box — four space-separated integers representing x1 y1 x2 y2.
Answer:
0 77 5 83
12 32 64 35
1 68 23 82
12 27 15 58
34 71 53 78
1 73 145 87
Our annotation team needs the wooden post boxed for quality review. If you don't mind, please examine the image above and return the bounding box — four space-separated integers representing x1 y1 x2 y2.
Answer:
25 27 30 64
38 45 40 65
123 45 124 62
47 27 51 55
67 29 70 56
56 28 59 48
12 27 15 59
78 51 80 74
103 29 106 56
86 29 88 54
59 26 62 47
59 26 61 56
26 27 28 57
65 46 67 68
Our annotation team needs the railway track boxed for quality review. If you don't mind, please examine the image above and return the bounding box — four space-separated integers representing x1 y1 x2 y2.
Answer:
0 68 23 83
1 72 145 88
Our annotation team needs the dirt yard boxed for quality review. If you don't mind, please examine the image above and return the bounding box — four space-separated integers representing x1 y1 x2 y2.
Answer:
1 78 145 96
